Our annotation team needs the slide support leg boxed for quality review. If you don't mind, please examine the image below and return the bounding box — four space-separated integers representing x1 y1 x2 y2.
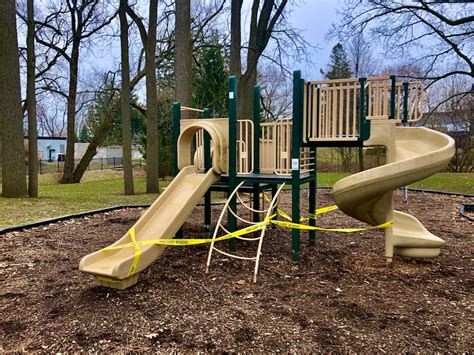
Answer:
309 179 316 246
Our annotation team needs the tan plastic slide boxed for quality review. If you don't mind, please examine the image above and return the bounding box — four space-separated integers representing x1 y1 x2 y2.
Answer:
333 120 455 260
79 165 220 289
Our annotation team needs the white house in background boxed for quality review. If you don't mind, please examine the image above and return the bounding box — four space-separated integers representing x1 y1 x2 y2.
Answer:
24 136 67 161
74 143 143 160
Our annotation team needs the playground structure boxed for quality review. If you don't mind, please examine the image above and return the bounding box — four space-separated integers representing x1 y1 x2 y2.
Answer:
79 72 455 289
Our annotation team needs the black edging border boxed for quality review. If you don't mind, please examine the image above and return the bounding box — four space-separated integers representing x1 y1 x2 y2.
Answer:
0 205 150 235
1 187 472 235
460 203 474 222
406 188 474 198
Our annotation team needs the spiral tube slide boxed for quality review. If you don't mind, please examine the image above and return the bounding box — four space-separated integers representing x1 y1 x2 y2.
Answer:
332 121 455 260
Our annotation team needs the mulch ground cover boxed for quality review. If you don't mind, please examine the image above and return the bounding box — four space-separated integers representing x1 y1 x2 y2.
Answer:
1 188 472 352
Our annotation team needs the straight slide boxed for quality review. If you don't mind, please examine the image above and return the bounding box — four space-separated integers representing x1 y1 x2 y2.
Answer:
79 166 220 289
332 121 455 259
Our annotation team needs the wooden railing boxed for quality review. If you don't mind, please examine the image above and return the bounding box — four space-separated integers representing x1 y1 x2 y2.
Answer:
260 118 315 175
302 76 424 142
366 76 392 120
304 78 361 142
400 80 424 121
237 120 254 174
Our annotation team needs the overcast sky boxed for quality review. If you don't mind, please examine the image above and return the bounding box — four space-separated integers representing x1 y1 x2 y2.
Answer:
288 0 343 80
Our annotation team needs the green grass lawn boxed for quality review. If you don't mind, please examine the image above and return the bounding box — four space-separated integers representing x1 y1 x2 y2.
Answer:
408 173 473 195
0 171 163 229
0 171 471 229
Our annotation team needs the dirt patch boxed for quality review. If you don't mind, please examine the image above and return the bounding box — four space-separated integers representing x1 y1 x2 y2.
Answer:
0 189 472 352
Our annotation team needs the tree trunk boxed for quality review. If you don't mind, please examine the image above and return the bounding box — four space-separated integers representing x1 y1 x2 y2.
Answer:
239 67 257 119
0 0 28 197
72 101 120 183
61 40 80 184
145 0 160 193
240 20 259 120
27 0 38 197
358 146 364 171
119 0 134 195
230 0 242 78
175 0 192 118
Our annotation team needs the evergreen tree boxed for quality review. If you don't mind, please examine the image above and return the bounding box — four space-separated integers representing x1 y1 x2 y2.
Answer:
78 124 91 143
193 44 228 116
324 43 352 80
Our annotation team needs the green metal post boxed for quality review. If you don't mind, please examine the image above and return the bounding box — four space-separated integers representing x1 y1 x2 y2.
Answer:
291 70 302 261
402 82 409 125
203 108 212 231
172 102 181 176
253 85 261 222
389 75 396 119
309 146 316 246
228 76 238 251
358 77 370 141
172 102 183 238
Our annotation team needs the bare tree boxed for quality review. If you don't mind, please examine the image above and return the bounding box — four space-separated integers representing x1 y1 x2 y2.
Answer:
119 0 134 195
346 31 376 171
0 0 28 197
28 1 117 183
26 0 38 197
230 0 311 119
37 102 66 137
175 0 192 117
346 31 376 77
124 1 161 193
145 0 160 193
421 74 473 173
240 0 289 118
333 1 473 101
258 64 291 120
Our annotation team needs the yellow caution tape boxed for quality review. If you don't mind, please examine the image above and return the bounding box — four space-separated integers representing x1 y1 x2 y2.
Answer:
277 205 339 222
128 227 141 277
102 218 272 251
95 275 124 284
270 219 393 232
101 218 273 277
314 205 339 215
277 208 292 221
99 205 392 277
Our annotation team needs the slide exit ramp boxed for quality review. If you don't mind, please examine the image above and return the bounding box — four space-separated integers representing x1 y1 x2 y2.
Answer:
79 166 220 289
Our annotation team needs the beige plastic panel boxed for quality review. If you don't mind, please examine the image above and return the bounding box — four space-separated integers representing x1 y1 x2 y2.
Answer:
178 118 228 174
79 166 220 288
332 121 455 259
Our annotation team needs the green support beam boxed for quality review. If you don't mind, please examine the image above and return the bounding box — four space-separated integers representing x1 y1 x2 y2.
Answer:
291 70 302 261
203 108 212 231
358 77 370 141
172 102 181 176
172 102 183 238
402 82 409 125
228 76 238 251
253 85 261 222
390 75 396 119
309 147 316 246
